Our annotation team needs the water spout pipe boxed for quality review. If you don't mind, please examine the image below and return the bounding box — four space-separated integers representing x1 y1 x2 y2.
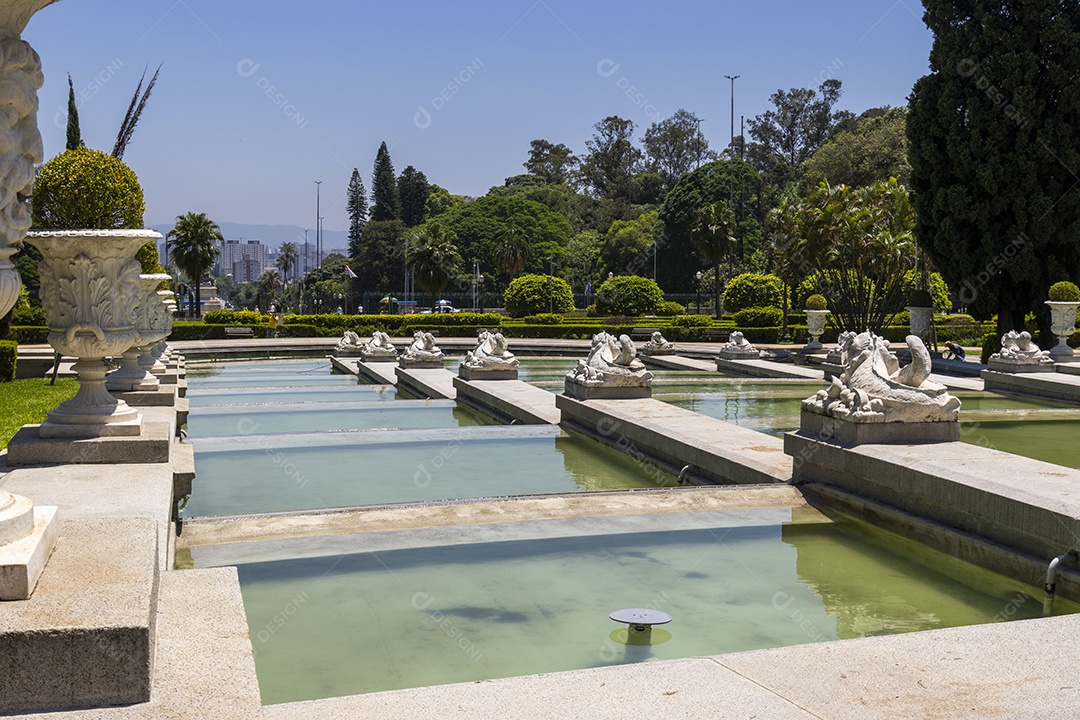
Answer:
1043 551 1076 615
677 465 693 485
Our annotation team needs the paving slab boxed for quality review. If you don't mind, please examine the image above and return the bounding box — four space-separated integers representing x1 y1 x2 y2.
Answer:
262 656 818 720
14 567 262 720
394 366 457 399
453 376 560 424
641 354 717 372
357 359 399 385
716 613 1080 720
0 518 158 713
717 356 824 379
982 368 1080 403
557 395 792 485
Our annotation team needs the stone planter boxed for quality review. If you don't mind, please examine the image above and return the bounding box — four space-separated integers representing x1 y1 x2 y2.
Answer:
136 281 174 376
25 230 161 437
106 274 170 392
804 309 830 352
906 306 933 342
1046 300 1079 361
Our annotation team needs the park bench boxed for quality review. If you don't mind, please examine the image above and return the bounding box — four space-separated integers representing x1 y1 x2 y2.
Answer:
224 326 254 339
630 327 660 340
703 328 731 342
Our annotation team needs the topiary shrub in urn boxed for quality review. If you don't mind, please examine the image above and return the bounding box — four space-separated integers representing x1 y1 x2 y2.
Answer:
1046 281 1080 361
804 294 829 351
26 147 162 437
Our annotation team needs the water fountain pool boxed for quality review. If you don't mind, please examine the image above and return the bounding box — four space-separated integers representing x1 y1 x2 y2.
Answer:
191 504 1075 704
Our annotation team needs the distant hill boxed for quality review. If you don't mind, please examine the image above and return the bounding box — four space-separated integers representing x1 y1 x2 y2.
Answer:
148 221 349 255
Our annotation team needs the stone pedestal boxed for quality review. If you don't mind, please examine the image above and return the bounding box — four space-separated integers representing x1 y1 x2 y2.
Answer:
399 358 443 369
987 358 1056 374
5 421 172 466
361 351 398 363
799 409 960 445
1047 301 1080 361
459 365 518 381
564 378 652 400
0 491 59 600
717 348 760 360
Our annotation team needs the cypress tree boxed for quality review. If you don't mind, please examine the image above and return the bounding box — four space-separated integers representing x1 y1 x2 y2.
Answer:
370 142 401 222
346 168 368 257
908 1 1080 338
398 166 430 227
65 74 82 151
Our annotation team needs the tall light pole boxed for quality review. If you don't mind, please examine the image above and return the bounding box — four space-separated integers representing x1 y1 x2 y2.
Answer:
303 229 309 274
314 180 322 269
724 75 739 207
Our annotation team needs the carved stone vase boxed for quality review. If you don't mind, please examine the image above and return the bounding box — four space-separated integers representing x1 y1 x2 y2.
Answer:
106 274 170 392
25 230 161 437
804 309 830 352
1046 301 1079 361
134 280 173 376
906 306 933 342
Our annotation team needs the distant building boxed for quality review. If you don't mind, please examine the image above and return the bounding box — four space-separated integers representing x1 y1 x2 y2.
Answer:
221 240 267 283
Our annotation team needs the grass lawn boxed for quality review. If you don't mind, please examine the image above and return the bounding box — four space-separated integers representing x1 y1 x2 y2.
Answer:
0 377 79 449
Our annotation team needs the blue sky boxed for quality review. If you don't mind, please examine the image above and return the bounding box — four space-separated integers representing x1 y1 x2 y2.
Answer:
24 0 932 233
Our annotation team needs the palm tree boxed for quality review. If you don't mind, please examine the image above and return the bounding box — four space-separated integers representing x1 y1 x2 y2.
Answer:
492 224 532 283
408 223 462 309
690 201 737 319
276 242 298 285
166 212 223 318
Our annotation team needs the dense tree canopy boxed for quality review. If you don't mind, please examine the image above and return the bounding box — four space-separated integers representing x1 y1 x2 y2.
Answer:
370 141 401 222
425 195 573 286
908 0 1080 336
643 109 714 192
803 107 911 190
580 116 641 201
346 168 367 258
524 139 578 185
398 166 430 227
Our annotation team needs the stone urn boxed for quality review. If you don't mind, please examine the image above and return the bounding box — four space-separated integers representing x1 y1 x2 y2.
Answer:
1046 301 1080 361
106 274 170 392
150 290 176 364
25 229 161 437
804 309 830 352
135 281 174 376
906 306 934 342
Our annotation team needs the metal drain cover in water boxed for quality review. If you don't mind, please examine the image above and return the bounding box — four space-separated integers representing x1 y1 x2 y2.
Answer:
609 608 672 646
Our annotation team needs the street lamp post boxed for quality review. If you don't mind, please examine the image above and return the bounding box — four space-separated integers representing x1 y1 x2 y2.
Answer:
696 270 702 315
314 180 322 269
724 74 739 208
548 255 554 313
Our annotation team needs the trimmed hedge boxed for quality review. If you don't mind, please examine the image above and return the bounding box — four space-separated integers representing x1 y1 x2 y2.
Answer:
504 275 575 317
203 310 265 325
8 326 48 344
732 306 783 328
595 275 664 316
12 306 45 326
523 313 563 325
0 340 15 382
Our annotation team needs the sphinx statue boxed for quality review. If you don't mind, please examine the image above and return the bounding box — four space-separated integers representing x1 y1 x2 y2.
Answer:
565 331 653 399
460 330 519 379
399 330 445 367
717 330 760 360
360 330 398 362
334 330 364 356
988 330 1054 372
803 331 960 426
641 330 677 356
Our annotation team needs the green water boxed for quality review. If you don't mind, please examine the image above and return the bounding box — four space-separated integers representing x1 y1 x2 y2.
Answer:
220 507 1074 704
185 429 667 517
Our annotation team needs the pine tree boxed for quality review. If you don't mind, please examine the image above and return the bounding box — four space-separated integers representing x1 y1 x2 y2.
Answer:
346 168 368 257
65 74 82 151
908 1 1080 338
370 141 401 222
398 166 430 227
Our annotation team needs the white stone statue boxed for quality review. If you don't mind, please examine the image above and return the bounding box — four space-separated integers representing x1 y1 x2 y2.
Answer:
0 32 44 319
360 330 398 361
804 331 960 424
400 330 444 366
993 330 1053 365
334 330 364 356
718 330 760 359
641 331 677 356
566 331 653 388
463 330 519 370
